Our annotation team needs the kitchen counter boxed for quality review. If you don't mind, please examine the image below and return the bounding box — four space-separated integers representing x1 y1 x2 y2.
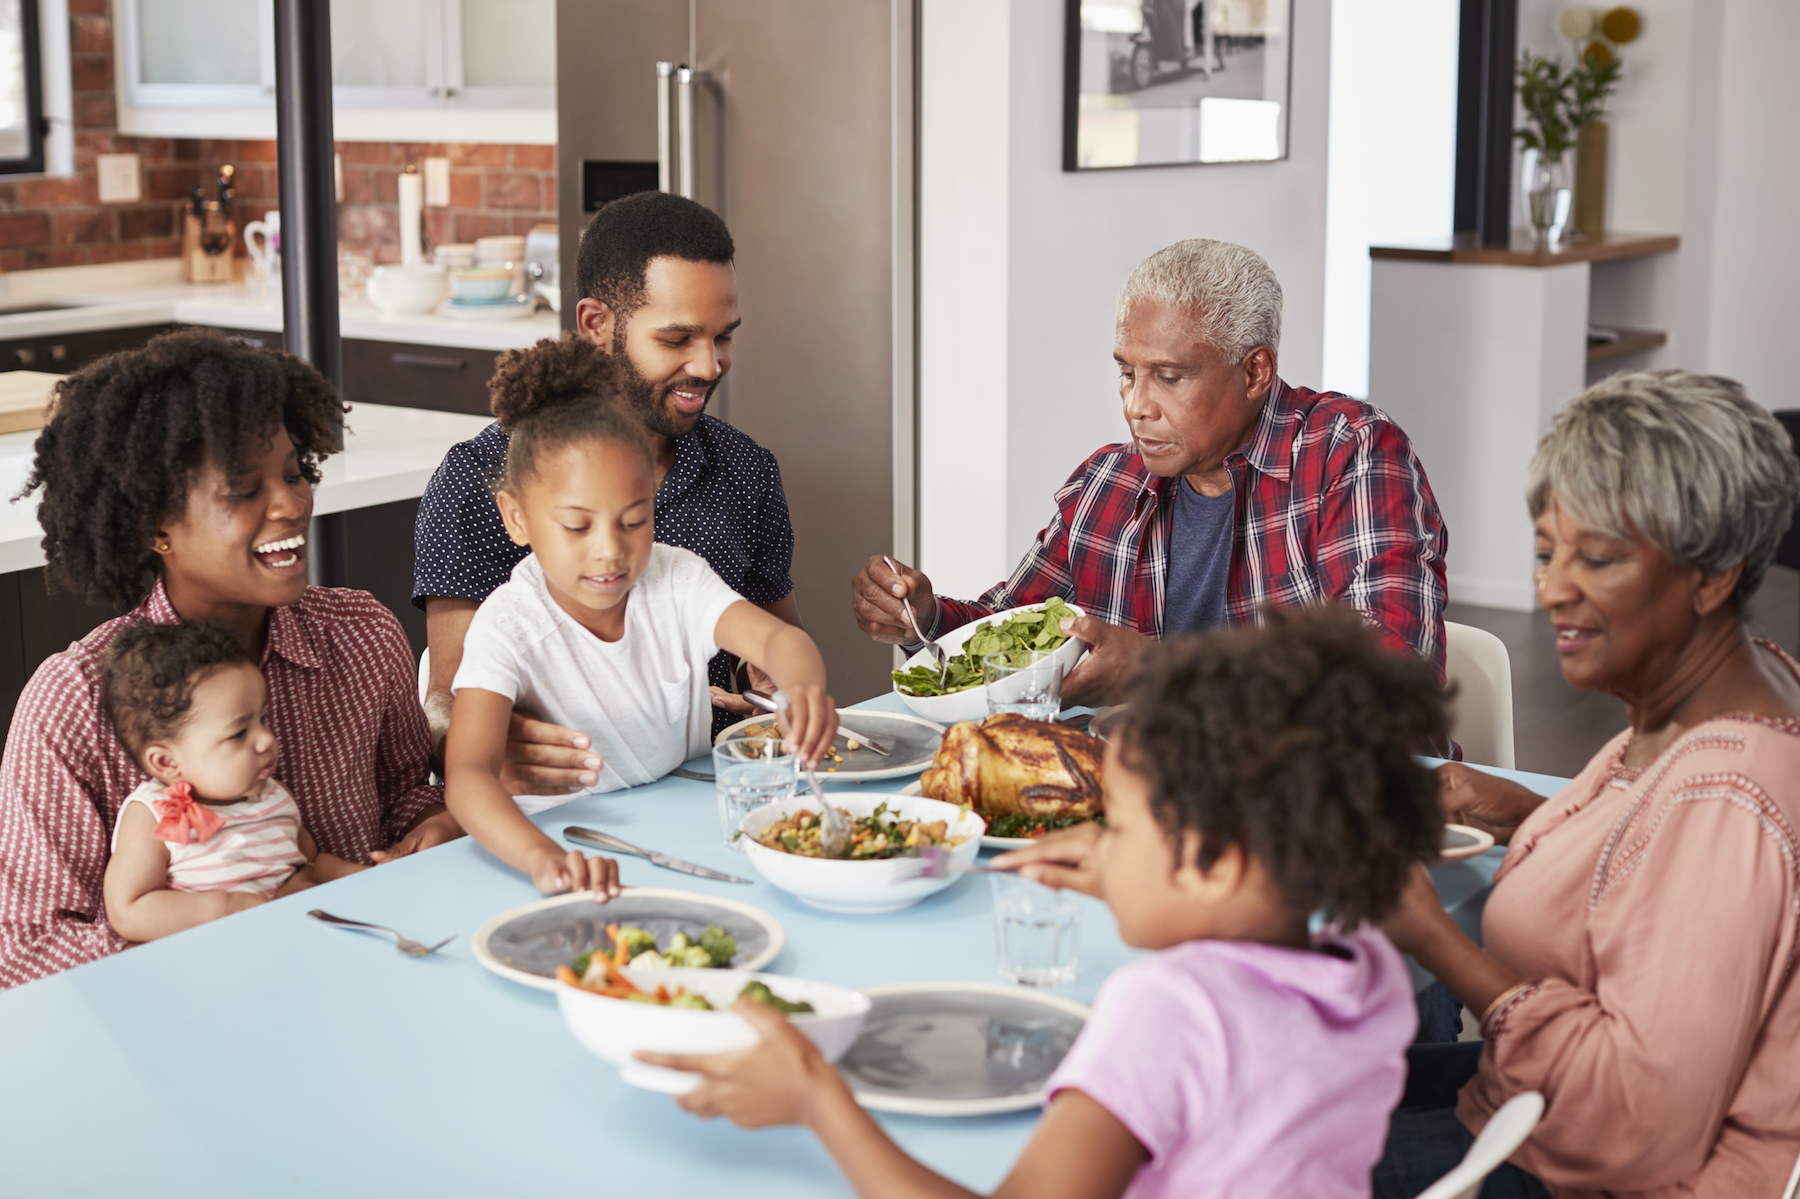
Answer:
0 402 493 575
0 259 561 353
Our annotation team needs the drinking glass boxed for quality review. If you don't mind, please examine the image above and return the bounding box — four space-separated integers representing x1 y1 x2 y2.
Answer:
991 872 1080 987
984 649 1063 721
712 733 797 851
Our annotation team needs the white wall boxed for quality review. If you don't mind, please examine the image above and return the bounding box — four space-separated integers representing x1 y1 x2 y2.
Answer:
1320 0 1459 398
920 0 1335 596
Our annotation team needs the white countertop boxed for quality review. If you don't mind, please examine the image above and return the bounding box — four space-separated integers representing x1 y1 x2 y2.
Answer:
0 402 493 575
0 259 561 353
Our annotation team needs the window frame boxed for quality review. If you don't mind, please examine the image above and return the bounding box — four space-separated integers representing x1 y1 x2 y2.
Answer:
0 0 49 176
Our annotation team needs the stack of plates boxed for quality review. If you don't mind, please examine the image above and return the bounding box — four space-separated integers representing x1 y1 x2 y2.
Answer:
443 293 538 322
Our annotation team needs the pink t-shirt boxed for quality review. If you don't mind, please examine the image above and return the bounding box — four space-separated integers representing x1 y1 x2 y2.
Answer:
1046 929 1416 1199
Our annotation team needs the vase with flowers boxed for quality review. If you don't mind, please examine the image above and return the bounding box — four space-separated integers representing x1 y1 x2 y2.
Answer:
1556 6 1638 239
1515 53 1575 244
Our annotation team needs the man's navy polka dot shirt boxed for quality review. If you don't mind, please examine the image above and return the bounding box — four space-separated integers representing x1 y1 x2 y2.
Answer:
412 415 795 731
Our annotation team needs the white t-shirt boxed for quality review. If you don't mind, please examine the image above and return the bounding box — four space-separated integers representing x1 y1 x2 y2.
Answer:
452 544 745 813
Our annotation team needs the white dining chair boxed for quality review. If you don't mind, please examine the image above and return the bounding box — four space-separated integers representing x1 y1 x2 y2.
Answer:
1444 622 1515 769
1414 1090 1545 1199
1782 1142 1800 1199
417 647 431 705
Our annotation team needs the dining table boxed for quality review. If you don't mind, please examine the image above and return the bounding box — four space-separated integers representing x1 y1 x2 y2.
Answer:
0 694 1571 1197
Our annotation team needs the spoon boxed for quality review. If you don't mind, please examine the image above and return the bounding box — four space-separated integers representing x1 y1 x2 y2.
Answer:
884 554 948 688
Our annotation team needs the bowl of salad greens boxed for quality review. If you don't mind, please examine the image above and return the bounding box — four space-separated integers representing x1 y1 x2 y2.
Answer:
739 793 985 913
556 966 872 1093
890 599 1087 725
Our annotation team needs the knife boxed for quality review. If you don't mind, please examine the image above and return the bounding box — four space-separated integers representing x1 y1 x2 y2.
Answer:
741 690 896 756
563 826 752 884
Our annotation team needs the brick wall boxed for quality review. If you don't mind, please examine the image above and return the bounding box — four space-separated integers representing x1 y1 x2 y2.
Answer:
0 0 555 272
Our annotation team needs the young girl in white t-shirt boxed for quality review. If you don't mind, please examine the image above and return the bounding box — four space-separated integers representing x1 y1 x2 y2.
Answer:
637 608 1445 1199
444 339 837 897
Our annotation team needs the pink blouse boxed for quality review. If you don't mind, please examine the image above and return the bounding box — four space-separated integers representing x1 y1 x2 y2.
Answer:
1459 647 1800 1198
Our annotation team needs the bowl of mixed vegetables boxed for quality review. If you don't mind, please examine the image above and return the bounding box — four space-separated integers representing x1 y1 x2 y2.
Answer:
556 965 872 1093
891 599 1087 725
739 794 985 914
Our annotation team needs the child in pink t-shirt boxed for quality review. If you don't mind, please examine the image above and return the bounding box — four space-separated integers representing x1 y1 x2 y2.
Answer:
640 607 1444 1199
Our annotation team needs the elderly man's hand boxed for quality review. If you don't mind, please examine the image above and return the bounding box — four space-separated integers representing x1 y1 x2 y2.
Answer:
1059 614 1152 707
1437 761 1544 846
850 555 938 644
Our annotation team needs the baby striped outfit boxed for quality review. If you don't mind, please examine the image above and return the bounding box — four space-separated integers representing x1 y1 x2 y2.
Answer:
111 777 307 895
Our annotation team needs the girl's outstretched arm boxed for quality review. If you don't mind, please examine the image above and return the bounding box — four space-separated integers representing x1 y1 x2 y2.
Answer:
101 804 268 941
640 1000 1145 1199
714 601 838 766
444 687 620 898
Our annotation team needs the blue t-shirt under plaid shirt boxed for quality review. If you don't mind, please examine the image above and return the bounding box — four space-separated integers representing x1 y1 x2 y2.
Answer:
412 415 795 732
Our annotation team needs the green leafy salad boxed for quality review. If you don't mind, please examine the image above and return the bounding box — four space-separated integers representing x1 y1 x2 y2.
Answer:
892 598 1077 697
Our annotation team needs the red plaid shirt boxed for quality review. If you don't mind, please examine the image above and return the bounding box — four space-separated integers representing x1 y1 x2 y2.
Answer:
0 581 443 989
935 379 1449 673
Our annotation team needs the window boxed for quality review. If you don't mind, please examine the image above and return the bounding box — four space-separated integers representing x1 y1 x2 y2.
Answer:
0 0 46 175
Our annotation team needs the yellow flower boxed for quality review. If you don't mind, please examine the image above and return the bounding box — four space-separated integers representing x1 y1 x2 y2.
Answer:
1583 41 1615 68
1600 6 1642 44
1557 7 1598 40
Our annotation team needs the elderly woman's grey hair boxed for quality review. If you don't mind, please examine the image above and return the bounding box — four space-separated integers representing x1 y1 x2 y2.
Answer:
1117 239 1282 364
1527 370 1800 609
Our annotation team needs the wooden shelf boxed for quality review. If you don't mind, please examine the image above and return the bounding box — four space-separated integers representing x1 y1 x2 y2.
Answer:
1370 231 1680 268
1586 328 1667 364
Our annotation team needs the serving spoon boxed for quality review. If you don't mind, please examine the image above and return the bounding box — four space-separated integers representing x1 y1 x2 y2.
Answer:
884 554 948 688
749 688 851 858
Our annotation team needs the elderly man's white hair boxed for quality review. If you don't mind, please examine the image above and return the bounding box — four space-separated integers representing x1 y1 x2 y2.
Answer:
1117 239 1283 364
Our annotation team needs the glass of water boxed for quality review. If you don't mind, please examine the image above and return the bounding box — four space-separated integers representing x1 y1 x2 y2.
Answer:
712 733 798 851
991 872 1080 987
984 649 1063 721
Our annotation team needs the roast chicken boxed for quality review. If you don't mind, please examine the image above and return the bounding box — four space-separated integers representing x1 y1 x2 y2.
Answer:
920 713 1104 819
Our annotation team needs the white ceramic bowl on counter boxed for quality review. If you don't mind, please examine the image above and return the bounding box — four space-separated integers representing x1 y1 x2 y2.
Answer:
892 602 1089 726
739 793 985 914
448 266 515 303
558 967 871 1093
366 264 448 314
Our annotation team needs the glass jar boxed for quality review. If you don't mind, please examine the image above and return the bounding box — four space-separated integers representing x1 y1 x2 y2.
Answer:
1527 152 1572 244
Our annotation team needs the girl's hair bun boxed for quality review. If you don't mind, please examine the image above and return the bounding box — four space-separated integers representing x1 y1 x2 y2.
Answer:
488 333 621 432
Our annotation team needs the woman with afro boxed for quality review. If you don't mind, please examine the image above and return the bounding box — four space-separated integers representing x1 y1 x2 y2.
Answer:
0 329 456 988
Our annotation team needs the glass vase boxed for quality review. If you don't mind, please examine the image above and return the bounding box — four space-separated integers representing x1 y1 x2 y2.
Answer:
1527 152 1572 244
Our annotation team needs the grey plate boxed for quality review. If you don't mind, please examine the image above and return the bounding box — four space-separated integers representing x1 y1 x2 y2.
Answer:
716 710 946 782
471 888 785 991
839 982 1090 1116
1440 823 1496 862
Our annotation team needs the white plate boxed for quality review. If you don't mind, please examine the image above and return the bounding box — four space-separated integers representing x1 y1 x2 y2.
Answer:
471 887 785 992
1439 823 1496 862
441 293 537 321
715 709 946 782
841 982 1090 1116
897 779 1081 850
892 602 1089 726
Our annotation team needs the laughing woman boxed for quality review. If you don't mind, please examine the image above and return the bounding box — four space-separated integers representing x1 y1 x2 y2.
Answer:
1376 371 1800 1198
0 330 457 989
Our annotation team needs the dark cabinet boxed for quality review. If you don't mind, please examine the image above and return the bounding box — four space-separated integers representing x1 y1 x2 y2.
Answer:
0 323 176 373
341 338 500 417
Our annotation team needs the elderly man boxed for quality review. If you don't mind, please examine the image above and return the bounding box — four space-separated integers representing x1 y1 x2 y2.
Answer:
852 239 1448 704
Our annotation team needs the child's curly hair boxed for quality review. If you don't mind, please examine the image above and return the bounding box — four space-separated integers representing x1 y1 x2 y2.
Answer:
487 333 652 489
102 620 254 761
21 328 345 610
1117 605 1446 926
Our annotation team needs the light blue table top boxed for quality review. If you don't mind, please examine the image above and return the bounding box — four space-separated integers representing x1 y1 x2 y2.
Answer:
0 695 1571 1196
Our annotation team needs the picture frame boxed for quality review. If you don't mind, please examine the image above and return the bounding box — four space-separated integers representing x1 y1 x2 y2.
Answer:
1062 0 1295 171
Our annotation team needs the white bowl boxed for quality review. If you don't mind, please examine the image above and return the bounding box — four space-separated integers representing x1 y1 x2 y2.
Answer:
892 602 1089 725
448 267 514 302
557 967 871 1093
739 793 985 914
366 264 447 314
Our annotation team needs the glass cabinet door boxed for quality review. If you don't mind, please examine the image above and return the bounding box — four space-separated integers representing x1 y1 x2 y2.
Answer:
331 0 443 106
123 0 270 104
447 0 555 105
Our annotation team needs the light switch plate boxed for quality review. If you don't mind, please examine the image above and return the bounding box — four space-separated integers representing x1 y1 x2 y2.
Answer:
97 154 141 203
424 157 450 207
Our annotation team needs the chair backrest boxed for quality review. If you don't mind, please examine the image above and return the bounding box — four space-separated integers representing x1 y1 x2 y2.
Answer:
1444 621 1515 770
1415 1091 1546 1199
417 647 431 706
1783 1139 1800 1199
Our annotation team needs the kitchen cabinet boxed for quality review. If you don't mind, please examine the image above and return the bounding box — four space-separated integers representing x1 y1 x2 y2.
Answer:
340 336 501 418
0 323 175 374
118 0 554 132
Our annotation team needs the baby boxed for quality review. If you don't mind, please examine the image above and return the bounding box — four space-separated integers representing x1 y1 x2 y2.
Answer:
101 620 363 941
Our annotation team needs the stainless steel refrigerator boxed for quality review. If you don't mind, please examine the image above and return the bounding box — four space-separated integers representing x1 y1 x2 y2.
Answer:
556 0 917 701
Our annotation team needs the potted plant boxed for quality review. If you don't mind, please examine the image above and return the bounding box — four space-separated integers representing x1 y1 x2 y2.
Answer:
1515 53 1576 243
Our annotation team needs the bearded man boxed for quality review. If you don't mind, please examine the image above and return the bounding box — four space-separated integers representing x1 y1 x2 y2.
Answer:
413 192 797 795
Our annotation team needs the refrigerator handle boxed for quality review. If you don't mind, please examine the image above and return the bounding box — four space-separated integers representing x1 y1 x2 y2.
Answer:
656 61 676 193
676 65 695 200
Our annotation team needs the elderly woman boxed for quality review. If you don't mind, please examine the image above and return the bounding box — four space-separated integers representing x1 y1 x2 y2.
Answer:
0 330 459 988
1376 371 1800 1198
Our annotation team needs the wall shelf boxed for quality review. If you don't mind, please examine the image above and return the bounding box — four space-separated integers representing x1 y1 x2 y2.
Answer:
1586 328 1668 364
1370 231 1680 268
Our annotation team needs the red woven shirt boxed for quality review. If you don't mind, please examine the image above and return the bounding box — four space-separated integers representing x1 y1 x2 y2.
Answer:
0 581 443 989
935 379 1449 673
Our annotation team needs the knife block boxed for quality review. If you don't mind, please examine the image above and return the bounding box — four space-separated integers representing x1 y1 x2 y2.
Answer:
182 212 236 283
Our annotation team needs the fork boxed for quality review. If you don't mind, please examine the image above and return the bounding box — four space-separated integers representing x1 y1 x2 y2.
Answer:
884 555 948 687
307 910 453 957
890 844 1009 885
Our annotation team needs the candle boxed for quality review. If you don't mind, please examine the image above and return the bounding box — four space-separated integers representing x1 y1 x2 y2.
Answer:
399 168 423 267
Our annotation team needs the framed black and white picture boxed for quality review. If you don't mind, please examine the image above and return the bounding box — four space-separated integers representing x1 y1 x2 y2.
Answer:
1063 0 1294 171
